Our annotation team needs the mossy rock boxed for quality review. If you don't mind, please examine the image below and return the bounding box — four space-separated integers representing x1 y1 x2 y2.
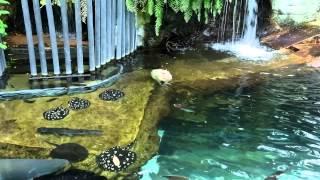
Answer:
0 70 163 179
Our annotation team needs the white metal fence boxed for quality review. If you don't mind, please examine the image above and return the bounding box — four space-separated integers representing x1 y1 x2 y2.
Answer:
20 0 137 78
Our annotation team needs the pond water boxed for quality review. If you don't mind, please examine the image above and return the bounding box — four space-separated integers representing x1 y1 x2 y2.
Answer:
141 65 320 179
0 45 318 179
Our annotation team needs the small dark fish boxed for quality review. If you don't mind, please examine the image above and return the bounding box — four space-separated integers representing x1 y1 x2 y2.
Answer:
96 146 137 172
23 99 36 103
47 142 89 163
37 127 103 136
46 98 58 102
265 169 289 180
10 84 15 88
43 106 69 121
163 175 189 180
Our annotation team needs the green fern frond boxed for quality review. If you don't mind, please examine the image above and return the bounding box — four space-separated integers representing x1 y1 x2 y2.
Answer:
154 0 164 36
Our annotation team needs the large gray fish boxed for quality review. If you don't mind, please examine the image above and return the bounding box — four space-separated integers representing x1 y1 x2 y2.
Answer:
0 159 70 180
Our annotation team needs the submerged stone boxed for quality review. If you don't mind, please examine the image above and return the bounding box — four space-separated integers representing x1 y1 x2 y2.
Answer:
43 106 69 121
98 89 125 101
68 97 91 110
49 143 89 163
96 146 137 172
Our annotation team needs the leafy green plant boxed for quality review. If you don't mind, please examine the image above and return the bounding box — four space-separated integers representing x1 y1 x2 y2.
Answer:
0 0 9 49
126 0 224 36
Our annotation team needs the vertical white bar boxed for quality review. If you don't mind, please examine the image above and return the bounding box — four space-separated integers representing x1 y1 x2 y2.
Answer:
116 0 123 59
121 0 125 58
75 0 84 74
0 37 5 70
95 0 101 68
110 0 116 59
87 0 95 71
32 0 48 76
100 0 107 65
125 8 130 56
106 0 112 62
46 0 60 75
60 0 72 75
130 12 134 53
134 14 137 50
21 0 37 76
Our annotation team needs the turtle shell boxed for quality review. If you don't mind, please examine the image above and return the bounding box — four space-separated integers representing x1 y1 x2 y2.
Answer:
98 89 125 101
68 97 91 110
43 106 69 121
96 146 136 172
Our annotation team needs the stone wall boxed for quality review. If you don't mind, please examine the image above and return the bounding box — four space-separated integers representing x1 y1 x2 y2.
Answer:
272 0 320 25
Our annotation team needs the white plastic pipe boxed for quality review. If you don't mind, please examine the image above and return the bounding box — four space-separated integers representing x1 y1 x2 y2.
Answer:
21 0 37 76
60 0 72 74
32 0 48 76
46 0 60 75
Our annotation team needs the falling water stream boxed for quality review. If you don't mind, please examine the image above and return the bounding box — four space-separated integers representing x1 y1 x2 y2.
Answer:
211 0 275 61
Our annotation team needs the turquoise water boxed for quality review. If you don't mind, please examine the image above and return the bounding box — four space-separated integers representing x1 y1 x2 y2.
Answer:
141 66 320 180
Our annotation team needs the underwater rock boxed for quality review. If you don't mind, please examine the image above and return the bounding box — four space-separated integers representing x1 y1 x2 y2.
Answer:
151 69 173 85
98 89 125 101
48 143 89 163
68 97 91 110
43 106 69 121
37 127 103 136
96 146 137 172
0 159 70 180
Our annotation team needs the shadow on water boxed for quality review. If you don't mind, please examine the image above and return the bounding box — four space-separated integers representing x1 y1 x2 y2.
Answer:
154 67 320 179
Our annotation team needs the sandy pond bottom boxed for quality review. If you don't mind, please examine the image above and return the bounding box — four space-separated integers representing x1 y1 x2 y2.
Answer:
0 47 315 179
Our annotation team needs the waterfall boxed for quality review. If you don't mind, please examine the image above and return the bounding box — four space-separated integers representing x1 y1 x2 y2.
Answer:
242 0 258 44
211 0 275 61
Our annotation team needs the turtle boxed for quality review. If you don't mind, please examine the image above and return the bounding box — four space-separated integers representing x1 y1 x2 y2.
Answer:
43 106 69 121
68 97 91 110
96 146 136 172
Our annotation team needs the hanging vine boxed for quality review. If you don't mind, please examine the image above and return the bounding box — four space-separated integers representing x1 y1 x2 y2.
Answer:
126 0 224 36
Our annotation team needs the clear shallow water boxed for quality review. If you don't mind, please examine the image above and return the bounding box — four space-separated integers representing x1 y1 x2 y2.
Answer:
142 66 320 180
